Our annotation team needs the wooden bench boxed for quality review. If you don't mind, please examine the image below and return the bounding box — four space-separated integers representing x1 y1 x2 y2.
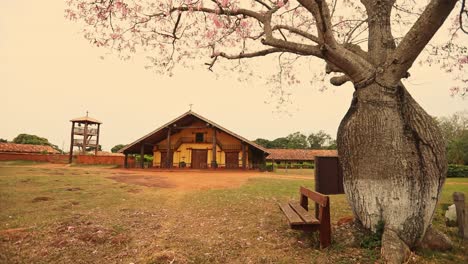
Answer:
279 186 331 248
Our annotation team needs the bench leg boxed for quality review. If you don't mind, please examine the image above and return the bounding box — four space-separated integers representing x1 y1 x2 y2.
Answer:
319 204 331 248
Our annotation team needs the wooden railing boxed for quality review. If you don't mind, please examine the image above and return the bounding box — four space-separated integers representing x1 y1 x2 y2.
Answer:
73 139 97 145
73 127 98 135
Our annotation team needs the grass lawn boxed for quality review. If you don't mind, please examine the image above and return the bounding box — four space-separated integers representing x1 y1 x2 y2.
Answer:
273 168 315 176
0 163 466 263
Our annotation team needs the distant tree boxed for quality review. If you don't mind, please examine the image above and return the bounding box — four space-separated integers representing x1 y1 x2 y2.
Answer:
111 144 126 153
436 111 468 144
12 134 60 151
0 138 7 143
447 131 468 165
253 138 272 148
436 111 468 165
286 132 308 149
308 131 333 149
13 134 50 145
326 139 337 150
270 137 289 149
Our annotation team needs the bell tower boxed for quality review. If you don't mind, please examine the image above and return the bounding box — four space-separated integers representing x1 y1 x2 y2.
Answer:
68 112 102 163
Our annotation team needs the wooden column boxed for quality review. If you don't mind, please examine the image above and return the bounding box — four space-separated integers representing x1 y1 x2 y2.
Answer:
454 192 468 239
166 127 172 168
140 144 145 169
68 122 75 163
95 123 100 156
242 143 246 170
124 153 128 169
211 127 217 168
82 122 88 154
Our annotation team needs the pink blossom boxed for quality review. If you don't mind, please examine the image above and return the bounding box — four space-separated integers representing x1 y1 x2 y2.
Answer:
221 0 229 8
212 16 222 28
277 0 284 7
459 56 468 64
111 33 121 39
240 20 249 28
197 1 204 11
205 30 216 39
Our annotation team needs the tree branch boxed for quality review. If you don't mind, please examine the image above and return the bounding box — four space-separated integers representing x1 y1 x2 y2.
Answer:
384 0 458 84
147 6 265 22
296 0 336 45
273 25 320 43
215 48 286 59
330 75 351 86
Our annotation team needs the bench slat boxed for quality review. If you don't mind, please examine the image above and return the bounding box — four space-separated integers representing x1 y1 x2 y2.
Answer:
300 186 328 207
289 201 320 225
279 203 304 225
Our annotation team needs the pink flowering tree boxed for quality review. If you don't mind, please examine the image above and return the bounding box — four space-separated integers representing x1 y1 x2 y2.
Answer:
66 0 466 262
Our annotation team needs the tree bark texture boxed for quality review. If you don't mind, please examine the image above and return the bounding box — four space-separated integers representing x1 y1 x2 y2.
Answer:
337 82 447 248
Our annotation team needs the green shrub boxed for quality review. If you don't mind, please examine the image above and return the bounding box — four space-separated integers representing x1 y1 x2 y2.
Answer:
447 164 468 178
360 220 385 249
265 164 274 172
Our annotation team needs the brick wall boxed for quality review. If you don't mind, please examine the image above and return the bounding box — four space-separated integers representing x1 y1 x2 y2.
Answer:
75 155 125 165
0 153 69 163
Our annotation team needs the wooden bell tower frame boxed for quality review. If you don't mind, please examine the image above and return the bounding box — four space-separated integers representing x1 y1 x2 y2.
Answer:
68 112 102 163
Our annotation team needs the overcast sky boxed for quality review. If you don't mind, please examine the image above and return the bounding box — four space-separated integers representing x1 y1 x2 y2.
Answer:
1 1 466 151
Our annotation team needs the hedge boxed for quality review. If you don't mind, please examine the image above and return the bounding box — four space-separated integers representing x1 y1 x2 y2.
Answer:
447 164 468 178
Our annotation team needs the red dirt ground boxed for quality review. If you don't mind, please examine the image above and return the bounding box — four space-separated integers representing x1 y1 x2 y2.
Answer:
16 163 313 190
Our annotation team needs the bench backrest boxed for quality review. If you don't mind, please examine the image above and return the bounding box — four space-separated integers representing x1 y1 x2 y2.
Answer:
300 186 328 207
300 186 330 221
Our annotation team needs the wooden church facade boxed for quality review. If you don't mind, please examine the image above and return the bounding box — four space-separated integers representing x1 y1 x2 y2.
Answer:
120 111 268 169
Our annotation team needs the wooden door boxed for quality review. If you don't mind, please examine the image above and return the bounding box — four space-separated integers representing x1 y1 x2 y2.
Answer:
160 151 172 168
191 149 208 169
225 152 239 169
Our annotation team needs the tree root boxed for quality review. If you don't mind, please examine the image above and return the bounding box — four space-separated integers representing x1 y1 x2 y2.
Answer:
381 226 453 263
417 225 453 251
381 229 411 264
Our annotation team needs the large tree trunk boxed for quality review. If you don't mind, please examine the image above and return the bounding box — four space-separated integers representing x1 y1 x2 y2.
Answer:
337 82 447 251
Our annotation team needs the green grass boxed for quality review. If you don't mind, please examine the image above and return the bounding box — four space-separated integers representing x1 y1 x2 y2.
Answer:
0 164 467 263
273 168 315 176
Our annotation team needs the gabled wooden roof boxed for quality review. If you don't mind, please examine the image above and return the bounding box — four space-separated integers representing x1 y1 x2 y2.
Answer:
120 111 268 154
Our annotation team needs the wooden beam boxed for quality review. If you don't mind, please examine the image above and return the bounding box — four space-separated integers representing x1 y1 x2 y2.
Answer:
95 124 100 156
124 153 128 169
171 126 212 129
166 127 172 168
242 143 246 170
82 122 88 155
453 192 468 238
140 144 145 169
211 128 217 168
68 122 75 163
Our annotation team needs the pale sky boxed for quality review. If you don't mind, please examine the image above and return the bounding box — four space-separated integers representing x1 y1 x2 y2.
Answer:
1 1 466 151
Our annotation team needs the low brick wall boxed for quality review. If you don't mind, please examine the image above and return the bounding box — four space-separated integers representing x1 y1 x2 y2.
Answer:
75 155 125 166
0 153 69 163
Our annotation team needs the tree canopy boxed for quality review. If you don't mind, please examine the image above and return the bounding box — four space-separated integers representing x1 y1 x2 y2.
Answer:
437 111 468 165
254 130 336 149
111 144 127 153
66 0 467 98
12 134 60 151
